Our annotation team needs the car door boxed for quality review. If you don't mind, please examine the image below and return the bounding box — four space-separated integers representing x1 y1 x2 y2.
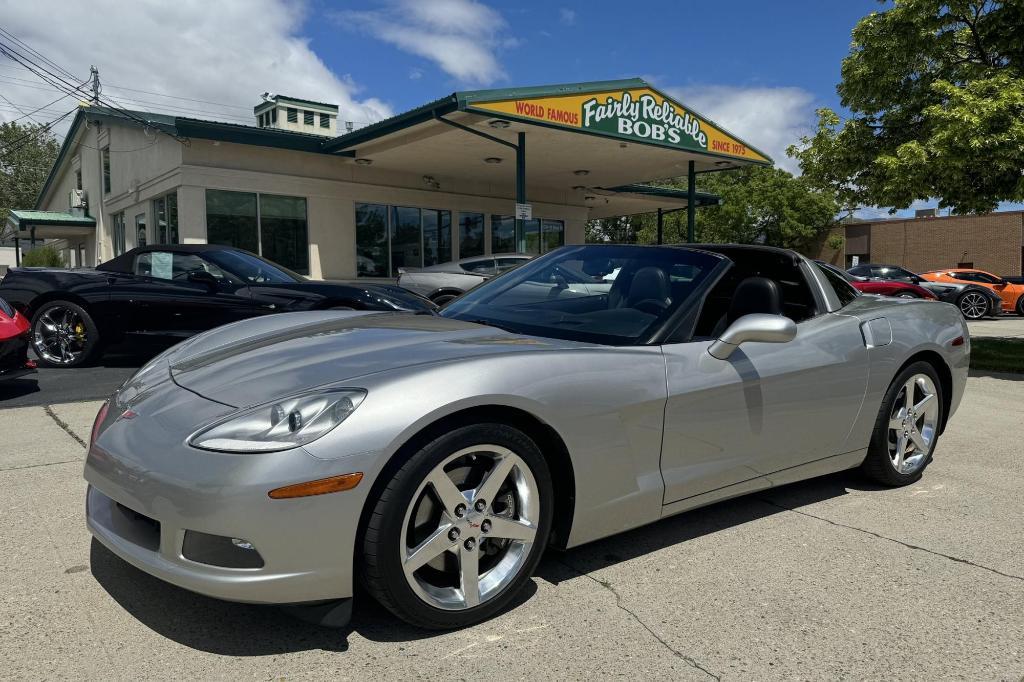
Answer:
659 280 868 505
111 251 253 335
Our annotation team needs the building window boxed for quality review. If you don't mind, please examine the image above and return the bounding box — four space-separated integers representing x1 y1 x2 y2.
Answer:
459 212 485 259
102 147 111 194
135 213 147 247
111 212 126 256
287 107 297 123
75 166 82 191
271 108 278 124
542 219 565 253
205 190 309 274
356 203 453 277
257 113 263 127
319 113 330 129
355 203 388 277
491 215 564 255
152 191 179 244
491 215 516 253
260 194 308 273
303 110 314 126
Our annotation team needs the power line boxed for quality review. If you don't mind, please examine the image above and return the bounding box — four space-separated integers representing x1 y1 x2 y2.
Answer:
0 35 188 145
102 82 254 111
0 107 74 157
0 90 76 124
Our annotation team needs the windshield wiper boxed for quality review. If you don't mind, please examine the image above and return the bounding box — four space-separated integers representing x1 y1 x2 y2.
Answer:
466 318 519 334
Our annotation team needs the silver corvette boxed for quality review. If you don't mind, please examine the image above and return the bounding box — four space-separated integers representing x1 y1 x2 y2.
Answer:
84 244 969 629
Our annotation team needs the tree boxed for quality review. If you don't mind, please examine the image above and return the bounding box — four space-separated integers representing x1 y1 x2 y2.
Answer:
0 120 61 230
789 0 1024 214
20 244 65 267
587 166 839 251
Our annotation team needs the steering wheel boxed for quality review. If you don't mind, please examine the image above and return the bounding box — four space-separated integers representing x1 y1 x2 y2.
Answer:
632 298 671 315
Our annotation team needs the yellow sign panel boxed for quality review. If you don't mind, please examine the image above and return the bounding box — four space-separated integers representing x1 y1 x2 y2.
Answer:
466 87 771 164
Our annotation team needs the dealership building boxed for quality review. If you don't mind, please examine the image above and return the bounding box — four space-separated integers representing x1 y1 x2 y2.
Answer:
813 209 1024 277
4 79 771 278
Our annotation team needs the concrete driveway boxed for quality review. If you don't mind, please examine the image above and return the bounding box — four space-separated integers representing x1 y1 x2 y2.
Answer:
1 375 1022 680
967 314 1024 339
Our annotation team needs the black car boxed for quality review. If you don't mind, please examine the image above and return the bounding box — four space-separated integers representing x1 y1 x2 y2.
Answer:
0 245 436 367
847 262 1002 319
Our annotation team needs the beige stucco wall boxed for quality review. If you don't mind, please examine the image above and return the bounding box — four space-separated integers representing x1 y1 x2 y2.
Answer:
38 120 590 276
180 139 589 279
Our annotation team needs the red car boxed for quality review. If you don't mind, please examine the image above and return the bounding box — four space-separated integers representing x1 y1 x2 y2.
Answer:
816 261 938 300
0 297 35 381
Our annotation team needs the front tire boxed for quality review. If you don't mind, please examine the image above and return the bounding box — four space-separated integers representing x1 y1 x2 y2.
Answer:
361 423 552 629
861 361 944 486
30 300 101 368
1016 295 1024 316
956 290 989 320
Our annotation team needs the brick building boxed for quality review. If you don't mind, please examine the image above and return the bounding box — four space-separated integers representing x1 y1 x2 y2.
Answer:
811 210 1024 276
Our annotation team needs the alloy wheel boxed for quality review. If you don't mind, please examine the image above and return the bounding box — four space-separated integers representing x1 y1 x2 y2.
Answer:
887 374 939 475
33 305 88 365
959 292 988 319
400 445 539 611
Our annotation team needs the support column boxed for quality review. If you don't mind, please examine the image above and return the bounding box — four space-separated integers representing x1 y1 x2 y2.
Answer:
687 160 696 243
13 236 19 266
657 208 664 245
515 131 526 252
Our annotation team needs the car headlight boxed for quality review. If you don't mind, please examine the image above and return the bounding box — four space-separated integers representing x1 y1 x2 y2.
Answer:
189 389 366 453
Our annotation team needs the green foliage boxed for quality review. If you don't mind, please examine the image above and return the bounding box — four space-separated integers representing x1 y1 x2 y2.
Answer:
789 0 1024 214
826 233 845 251
587 166 839 251
0 121 60 228
20 244 66 268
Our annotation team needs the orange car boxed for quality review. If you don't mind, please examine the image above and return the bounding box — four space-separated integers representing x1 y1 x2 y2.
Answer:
920 268 1024 315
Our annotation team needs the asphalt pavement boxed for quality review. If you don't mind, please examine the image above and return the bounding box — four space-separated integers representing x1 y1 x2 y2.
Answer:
0 374 1021 679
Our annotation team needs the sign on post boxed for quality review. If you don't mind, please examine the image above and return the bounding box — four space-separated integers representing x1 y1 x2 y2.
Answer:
851 255 860 267
515 203 532 220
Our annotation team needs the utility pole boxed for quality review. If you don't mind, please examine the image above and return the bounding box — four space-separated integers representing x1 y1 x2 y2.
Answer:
89 65 100 104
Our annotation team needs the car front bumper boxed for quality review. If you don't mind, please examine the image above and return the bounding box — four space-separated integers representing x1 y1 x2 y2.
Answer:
84 378 378 607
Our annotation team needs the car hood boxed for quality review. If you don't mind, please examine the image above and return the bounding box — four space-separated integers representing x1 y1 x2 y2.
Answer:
168 311 577 407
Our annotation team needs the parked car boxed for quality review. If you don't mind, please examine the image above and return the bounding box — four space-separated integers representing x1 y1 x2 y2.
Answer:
85 243 967 630
397 253 532 305
816 261 937 300
0 297 35 381
848 263 1001 320
920 268 1024 316
0 245 436 367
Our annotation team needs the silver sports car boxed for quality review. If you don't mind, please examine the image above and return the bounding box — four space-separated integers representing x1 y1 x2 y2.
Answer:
85 244 969 630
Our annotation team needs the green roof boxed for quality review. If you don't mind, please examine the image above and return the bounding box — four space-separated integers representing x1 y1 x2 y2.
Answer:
606 184 722 207
7 210 96 228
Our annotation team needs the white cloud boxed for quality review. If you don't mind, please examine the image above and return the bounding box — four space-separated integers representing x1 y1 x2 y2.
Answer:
663 84 816 174
559 8 576 25
0 0 392 135
334 0 512 86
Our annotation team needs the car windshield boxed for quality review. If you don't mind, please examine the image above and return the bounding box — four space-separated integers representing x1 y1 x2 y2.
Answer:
204 249 303 284
441 245 724 345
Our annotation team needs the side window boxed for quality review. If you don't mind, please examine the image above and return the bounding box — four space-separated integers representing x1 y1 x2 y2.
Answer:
814 263 859 307
135 252 170 278
848 266 869 277
172 254 234 281
495 257 528 273
463 259 496 275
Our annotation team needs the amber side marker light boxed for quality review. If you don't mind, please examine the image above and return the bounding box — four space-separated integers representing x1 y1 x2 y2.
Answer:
269 473 363 499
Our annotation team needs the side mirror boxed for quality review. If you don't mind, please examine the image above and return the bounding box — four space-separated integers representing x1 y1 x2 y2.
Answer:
187 270 219 288
910 275 923 283
708 314 797 360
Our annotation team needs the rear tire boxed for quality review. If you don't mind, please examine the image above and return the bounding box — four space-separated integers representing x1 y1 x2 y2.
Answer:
30 300 102 368
861 361 944 486
361 423 552 629
956 290 989 320
1016 295 1024 316
431 293 458 307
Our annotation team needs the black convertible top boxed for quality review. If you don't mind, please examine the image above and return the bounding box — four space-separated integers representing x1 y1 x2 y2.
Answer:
97 244 235 274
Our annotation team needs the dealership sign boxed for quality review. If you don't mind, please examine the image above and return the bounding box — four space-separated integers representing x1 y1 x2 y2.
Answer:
465 86 770 163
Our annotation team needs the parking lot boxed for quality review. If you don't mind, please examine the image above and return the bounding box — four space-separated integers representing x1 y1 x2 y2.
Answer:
0 321 1021 679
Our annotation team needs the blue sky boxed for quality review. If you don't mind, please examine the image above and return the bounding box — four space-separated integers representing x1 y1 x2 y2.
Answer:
307 0 878 119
